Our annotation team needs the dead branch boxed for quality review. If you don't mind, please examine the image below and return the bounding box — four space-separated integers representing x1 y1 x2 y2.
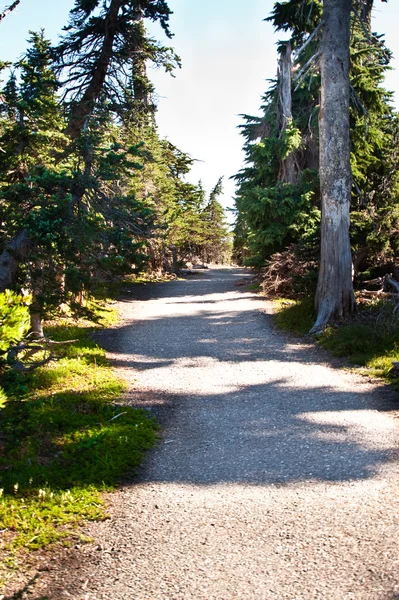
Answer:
359 277 384 287
357 290 396 298
294 21 324 61
385 274 399 293
0 0 20 23
293 51 321 84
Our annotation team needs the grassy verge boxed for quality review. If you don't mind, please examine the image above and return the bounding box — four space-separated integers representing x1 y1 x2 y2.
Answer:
273 297 399 391
273 297 316 336
0 301 158 587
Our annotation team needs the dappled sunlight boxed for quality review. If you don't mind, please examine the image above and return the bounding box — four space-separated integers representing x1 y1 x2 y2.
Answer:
97 269 399 488
296 410 398 449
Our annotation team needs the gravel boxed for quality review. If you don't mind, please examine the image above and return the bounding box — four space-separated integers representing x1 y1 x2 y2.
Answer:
14 267 399 599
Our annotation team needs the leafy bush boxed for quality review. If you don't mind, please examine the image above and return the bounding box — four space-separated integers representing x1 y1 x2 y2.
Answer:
0 290 31 355
0 387 7 409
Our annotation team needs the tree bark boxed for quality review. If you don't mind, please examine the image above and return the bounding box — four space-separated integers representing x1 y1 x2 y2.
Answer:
309 0 355 334
0 230 30 292
30 312 44 338
278 42 296 184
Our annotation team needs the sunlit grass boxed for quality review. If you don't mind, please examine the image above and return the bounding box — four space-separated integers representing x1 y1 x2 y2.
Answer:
273 297 315 336
273 297 399 391
0 305 158 587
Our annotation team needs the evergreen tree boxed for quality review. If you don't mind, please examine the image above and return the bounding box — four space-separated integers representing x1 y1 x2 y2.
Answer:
200 178 232 264
0 31 155 331
234 0 399 324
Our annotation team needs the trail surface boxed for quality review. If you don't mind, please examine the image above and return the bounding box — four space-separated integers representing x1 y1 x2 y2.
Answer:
34 268 399 599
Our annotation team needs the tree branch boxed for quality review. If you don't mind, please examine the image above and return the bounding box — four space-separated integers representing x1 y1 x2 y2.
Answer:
294 20 324 61
0 0 21 23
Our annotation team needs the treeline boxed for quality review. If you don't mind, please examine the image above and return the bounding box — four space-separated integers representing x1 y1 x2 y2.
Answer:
233 0 399 328
0 0 231 335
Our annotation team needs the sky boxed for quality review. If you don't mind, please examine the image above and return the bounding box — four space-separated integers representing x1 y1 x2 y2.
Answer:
1 0 398 218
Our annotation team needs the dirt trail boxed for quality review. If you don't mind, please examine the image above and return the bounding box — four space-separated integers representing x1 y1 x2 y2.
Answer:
28 268 399 599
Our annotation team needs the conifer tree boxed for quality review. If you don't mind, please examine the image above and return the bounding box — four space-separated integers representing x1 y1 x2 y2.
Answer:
234 0 399 328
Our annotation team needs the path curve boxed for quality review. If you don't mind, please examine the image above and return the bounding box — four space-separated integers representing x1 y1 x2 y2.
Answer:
36 268 399 599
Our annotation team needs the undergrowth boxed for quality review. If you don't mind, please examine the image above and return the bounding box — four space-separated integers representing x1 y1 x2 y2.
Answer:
274 296 399 390
0 300 158 587
273 297 315 336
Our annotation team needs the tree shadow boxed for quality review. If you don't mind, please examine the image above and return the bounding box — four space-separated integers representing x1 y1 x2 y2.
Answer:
127 378 399 486
93 268 399 488
118 267 253 303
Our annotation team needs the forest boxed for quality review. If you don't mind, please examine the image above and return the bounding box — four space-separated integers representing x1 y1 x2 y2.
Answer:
1 0 398 354
0 0 231 344
234 0 399 332
1 0 399 592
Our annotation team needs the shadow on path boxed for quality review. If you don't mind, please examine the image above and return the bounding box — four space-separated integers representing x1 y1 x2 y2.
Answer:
97 267 399 488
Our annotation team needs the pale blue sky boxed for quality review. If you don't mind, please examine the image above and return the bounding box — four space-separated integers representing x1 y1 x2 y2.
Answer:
1 0 398 215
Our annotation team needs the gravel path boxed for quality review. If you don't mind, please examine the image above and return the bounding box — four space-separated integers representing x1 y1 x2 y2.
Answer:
31 268 399 599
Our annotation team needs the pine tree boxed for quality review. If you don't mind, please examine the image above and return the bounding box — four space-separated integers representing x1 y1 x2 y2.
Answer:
200 178 232 264
234 0 399 328
55 0 177 140
0 31 69 333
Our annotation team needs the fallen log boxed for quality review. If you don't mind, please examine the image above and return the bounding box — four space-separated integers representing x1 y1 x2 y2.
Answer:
358 290 397 298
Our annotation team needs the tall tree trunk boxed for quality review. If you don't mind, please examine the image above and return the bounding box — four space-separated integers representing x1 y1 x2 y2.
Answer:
309 0 355 334
30 312 44 338
66 0 124 140
278 42 296 184
30 260 45 338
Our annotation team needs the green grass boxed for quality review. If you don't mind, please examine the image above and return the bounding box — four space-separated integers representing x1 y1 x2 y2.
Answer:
273 296 399 390
0 305 158 587
273 297 316 336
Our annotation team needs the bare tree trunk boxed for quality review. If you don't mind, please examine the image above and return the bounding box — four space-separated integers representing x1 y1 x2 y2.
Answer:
309 0 355 334
0 0 21 23
29 260 45 338
30 312 44 338
278 42 296 184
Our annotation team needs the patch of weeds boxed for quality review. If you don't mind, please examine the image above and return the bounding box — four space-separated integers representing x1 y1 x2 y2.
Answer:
247 283 261 292
273 297 315 336
318 318 399 390
0 313 158 586
123 272 175 285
